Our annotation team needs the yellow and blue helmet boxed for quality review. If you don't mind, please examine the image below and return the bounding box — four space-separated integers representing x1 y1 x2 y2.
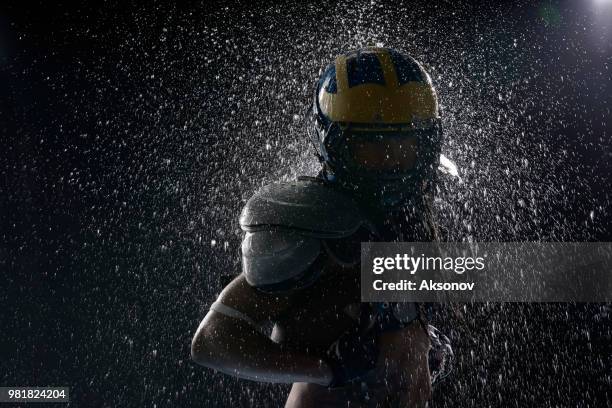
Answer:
309 47 443 206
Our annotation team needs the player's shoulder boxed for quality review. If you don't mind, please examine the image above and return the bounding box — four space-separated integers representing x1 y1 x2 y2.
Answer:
238 176 370 293
240 176 366 237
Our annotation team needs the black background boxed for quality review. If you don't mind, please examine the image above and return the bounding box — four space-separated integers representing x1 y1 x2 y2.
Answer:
1 0 611 407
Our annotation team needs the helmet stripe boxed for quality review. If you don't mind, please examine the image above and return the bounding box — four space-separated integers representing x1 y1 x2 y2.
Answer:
376 49 399 89
334 55 349 93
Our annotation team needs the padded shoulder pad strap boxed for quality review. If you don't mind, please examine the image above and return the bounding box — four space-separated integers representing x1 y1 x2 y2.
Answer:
240 179 365 238
242 230 322 292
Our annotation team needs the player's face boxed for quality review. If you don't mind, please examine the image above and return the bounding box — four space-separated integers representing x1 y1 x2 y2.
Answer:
345 134 418 173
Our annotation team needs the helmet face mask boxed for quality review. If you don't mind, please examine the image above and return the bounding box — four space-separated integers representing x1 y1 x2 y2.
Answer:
326 122 442 178
346 132 419 173
309 47 443 208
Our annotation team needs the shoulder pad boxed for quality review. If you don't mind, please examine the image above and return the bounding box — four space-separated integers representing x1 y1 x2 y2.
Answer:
240 179 366 238
241 230 322 292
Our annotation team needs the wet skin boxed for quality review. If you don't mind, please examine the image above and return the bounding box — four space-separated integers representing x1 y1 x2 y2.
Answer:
192 254 431 407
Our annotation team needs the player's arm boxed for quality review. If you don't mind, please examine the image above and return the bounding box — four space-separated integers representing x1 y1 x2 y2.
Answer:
191 274 333 385
192 181 374 386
